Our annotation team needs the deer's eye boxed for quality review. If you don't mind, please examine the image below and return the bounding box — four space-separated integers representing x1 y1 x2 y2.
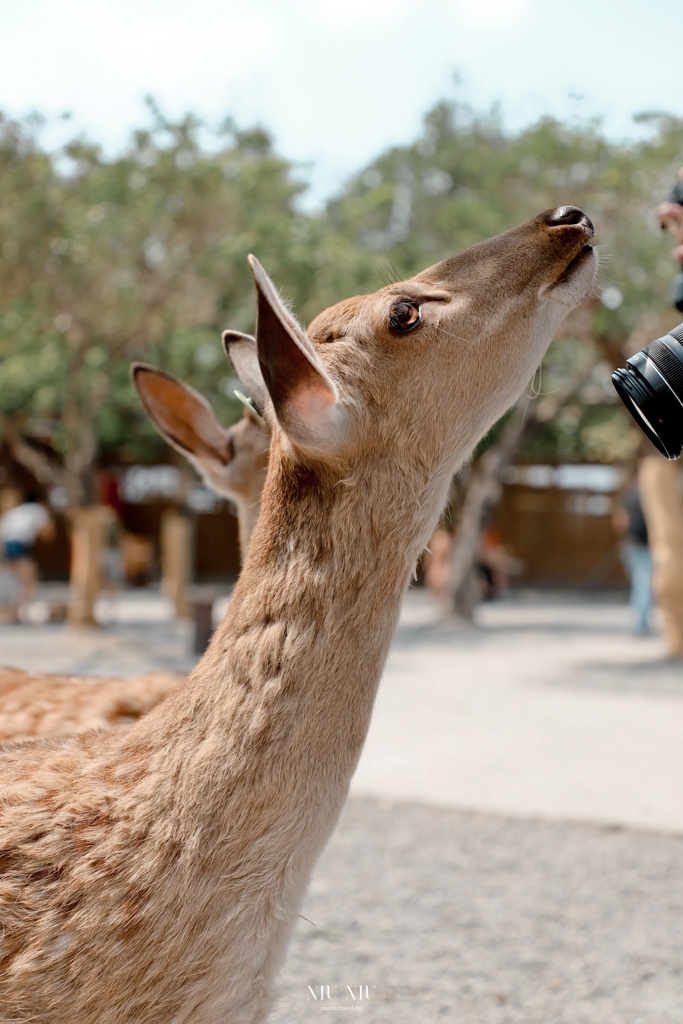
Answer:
390 301 421 333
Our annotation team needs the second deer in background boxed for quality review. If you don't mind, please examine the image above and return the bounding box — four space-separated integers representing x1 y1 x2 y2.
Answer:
132 348 271 562
0 342 272 744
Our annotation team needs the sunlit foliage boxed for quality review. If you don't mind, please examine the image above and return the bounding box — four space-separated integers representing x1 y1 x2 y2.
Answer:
1 99 682 495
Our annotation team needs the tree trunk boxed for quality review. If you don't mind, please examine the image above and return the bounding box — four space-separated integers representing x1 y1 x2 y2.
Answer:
160 510 193 617
67 507 113 627
446 359 595 618
447 405 527 617
638 455 683 657
0 414 82 505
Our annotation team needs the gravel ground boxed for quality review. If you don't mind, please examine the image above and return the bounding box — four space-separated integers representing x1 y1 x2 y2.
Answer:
4 588 683 1022
353 591 683 832
273 796 683 1024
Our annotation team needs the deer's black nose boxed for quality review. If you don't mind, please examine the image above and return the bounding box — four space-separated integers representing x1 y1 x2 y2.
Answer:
545 205 594 236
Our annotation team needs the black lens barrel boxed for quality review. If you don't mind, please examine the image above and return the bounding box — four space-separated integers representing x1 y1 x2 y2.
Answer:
611 323 683 459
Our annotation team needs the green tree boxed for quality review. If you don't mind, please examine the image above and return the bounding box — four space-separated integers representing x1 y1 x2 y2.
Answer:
0 105 317 498
320 99 683 614
324 100 683 465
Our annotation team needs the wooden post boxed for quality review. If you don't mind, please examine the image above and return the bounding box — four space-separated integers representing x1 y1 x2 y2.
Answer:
160 510 193 618
639 455 683 657
67 506 112 627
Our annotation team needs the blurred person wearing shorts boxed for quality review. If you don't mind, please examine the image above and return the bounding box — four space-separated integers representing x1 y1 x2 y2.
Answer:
0 492 55 615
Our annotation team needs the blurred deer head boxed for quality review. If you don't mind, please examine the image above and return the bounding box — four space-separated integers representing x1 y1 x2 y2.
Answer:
131 362 270 559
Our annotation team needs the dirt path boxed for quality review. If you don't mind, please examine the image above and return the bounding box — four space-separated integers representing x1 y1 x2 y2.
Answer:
274 796 683 1023
353 590 683 832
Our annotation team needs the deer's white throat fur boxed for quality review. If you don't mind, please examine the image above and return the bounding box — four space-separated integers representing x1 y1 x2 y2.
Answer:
0 208 596 1023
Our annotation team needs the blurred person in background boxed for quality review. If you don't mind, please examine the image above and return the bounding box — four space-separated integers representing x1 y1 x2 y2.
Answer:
613 483 652 634
424 513 518 604
657 163 683 311
423 525 453 600
477 515 512 602
657 165 683 262
0 492 55 617
633 165 683 657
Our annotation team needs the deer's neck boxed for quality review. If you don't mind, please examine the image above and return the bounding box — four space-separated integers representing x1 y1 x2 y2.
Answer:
233 450 439 753
136 443 448 842
121 444 449 1016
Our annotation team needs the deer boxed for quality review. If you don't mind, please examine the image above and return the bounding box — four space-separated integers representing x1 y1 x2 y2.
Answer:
0 206 596 1023
131 360 271 562
0 666 184 744
0 358 270 745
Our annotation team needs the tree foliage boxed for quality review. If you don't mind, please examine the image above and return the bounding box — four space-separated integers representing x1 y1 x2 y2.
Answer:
0 105 316 497
325 102 683 464
1 99 682 500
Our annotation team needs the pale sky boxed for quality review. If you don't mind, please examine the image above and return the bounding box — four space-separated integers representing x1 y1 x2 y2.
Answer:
0 0 680 204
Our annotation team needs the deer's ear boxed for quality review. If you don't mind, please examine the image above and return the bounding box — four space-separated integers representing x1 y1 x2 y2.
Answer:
221 330 271 420
131 364 233 467
247 256 343 452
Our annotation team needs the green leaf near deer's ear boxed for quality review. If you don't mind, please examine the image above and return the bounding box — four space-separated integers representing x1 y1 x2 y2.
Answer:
222 330 271 420
233 390 258 416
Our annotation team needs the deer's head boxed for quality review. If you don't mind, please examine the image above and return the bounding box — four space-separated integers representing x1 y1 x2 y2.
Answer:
131 364 270 507
224 207 595 486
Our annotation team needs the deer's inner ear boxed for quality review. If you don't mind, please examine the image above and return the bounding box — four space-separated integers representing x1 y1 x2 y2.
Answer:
249 255 344 454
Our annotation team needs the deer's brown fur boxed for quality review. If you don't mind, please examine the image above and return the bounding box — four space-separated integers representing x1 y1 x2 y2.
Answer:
0 667 183 743
0 209 595 1023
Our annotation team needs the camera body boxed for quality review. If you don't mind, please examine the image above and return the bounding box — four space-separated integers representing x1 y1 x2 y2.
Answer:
668 273 683 312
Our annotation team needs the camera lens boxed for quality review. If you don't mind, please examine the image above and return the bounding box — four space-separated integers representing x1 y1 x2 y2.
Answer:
612 323 683 459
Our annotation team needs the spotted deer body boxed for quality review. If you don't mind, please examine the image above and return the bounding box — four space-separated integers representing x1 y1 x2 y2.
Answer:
0 208 595 1023
0 667 183 743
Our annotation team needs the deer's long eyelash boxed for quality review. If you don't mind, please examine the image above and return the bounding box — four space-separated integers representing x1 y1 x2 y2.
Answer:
433 324 473 343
